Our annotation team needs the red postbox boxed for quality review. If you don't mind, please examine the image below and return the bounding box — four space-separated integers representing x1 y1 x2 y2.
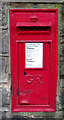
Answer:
10 9 58 112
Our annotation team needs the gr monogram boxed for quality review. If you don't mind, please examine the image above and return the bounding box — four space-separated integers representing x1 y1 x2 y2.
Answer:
25 74 43 84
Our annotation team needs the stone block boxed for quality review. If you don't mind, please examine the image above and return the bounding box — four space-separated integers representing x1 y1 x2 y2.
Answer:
2 111 11 119
60 61 64 75
0 2 2 11
61 29 64 37
0 46 2 54
2 14 8 26
12 111 63 118
60 19 64 36
0 0 64 2
2 29 9 54
2 57 9 74
2 86 10 107
0 31 2 53
0 21 2 26
60 37 64 44
2 3 8 26
0 111 2 120
37 3 61 9
60 79 64 88
10 2 34 8
0 74 8 83
0 12 2 20
62 4 64 14
61 44 64 57
11 115 21 120
59 88 64 105
0 57 2 75
0 87 2 107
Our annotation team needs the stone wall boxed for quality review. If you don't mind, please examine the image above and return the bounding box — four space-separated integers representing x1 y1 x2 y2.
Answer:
60 3 64 118
0 2 64 119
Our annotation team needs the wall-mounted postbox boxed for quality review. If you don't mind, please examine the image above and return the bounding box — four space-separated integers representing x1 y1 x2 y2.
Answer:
10 9 58 112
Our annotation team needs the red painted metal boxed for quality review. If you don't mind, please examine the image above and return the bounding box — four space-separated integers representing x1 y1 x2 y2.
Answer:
10 9 58 112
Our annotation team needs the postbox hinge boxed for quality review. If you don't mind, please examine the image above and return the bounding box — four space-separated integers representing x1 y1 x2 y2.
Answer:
17 82 19 95
17 89 19 95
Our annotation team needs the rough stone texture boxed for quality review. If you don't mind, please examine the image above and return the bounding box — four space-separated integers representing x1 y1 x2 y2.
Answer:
2 57 9 75
0 87 2 108
0 1 63 119
0 0 64 2
2 3 8 26
0 57 2 76
0 74 8 83
61 61 64 75
0 85 11 119
2 86 10 107
10 2 34 8
0 112 2 120
2 29 9 54
60 79 64 88
61 36 64 44
2 111 11 119
60 3 64 117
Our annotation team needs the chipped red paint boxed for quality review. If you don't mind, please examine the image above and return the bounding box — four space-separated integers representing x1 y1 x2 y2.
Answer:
10 9 58 112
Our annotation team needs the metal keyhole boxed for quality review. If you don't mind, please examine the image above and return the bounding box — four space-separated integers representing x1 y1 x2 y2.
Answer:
24 72 26 75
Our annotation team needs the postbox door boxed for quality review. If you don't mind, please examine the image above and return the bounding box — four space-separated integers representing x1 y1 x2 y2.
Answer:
18 42 50 105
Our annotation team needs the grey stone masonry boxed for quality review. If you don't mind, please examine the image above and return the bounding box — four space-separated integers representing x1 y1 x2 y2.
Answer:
0 2 2 77
0 2 2 118
0 0 64 2
60 4 64 78
0 3 2 119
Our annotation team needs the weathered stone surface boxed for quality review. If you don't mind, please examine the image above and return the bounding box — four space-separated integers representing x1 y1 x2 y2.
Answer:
61 28 64 37
2 86 10 107
60 61 64 75
11 111 63 118
0 12 2 21
37 3 61 9
62 4 64 14
0 0 64 2
10 2 34 8
2 29 9 54
0 27 2 54
60 79 64 88
2 3 8 26
0 112 2 120
0 74 8 83
2 57 9 74
0 87 2 107
0 2 2 15
61 44 64 57
60 37 64 43
59 88 64 106
2 111 11 119
11 115 21 120
61 14 64 36
0 57 2 75
0 21 2 26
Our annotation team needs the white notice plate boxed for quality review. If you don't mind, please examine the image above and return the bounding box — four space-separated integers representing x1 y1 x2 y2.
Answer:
25 43 43 68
